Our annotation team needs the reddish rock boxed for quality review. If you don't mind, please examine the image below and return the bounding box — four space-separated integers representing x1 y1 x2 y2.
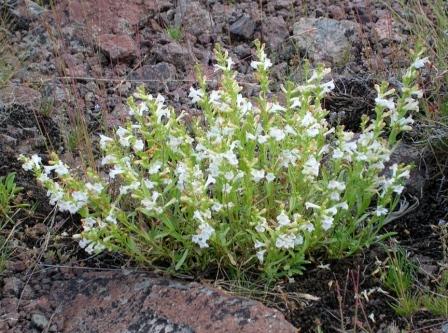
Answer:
50 271 297 333
97 34 137 62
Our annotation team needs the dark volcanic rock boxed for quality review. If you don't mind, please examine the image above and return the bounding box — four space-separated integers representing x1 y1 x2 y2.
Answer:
230 14 256 40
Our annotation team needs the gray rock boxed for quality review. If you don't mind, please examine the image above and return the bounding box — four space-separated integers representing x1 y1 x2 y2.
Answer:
130 62 177 93
2 277 22 297
262 16 289 50
31 313 49 330
230 14 256 40
292 17 360 64
181 1 214 38
152 43 192 71
4 0 46 29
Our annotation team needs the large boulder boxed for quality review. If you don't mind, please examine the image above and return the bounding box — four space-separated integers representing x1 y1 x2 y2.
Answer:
49 271 297 333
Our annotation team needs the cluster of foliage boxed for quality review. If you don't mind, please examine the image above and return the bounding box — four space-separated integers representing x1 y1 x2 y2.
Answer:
20 43 428 281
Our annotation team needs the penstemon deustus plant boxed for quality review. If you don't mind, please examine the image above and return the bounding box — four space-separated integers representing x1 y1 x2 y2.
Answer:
20 42 428 281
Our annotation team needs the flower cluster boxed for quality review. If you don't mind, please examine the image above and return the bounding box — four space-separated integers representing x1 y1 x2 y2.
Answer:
19 43 426 281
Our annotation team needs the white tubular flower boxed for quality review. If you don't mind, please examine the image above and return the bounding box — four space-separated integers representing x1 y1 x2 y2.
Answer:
375 97 395 110
321 216 334 230
22 154 42 171
99 135 113 150
254 240 265 249
269 127 286 141
250 56 272 70
101 155 116 166
374 206 388 216
255 217 269 233
251 169 265 182
148 161 162 174
133 139 144 152
301 112 316 127
72 191 88 206
266 173 275 183
269 103 286 113
109 166 124 179
321 80 335 93
328 180 346 192
412 57 429 69
276 211 291 226
222 150 238 166
37 173 49 183
136 102 149 116
52 161 69 176
275 234 297 250
86 182 104 194
192 222 215 248
256 249 266 263
211 202 223 212
188 87 203 104
117 131 131 148
332 148 344 159
141 191 161 212
305 202 320 210
302 156 320 178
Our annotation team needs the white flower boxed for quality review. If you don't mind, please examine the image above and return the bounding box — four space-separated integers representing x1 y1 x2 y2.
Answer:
412 57 429 69
148 161 162 174
133 139 144 152
99 135 113 150
374 206 388 216
375 97 395 110
321 80 335 93
222 183 232 194
86 182 104 194
321 216 334 230
212 202 223 212
188 87 203 104
256 249 266 263
266 173 275 183
301 112 316 127
328 180 345 192
392 185 404 194
257 135 269 144
141 191 161 212
275 234 297 249
136 102 149 115
254 240 265 249
192 222 215 248
251 169 265 182
302 156 320 178
109 166 124 179
269 103 286 113
53 161 69 176
250 57 272 70
332 148 344 159
276 211 290 226
255 218 269 233
269 127 286 141
305 202 320 210
22 154 42 171
222 150 238 166
72 191 88 205
101 155 116 166
37 173 49 183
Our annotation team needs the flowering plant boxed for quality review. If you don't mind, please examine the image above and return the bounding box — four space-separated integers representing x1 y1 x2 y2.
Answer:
19 43 427 281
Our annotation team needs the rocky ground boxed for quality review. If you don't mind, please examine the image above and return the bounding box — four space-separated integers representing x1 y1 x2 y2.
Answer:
0 0 447 332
